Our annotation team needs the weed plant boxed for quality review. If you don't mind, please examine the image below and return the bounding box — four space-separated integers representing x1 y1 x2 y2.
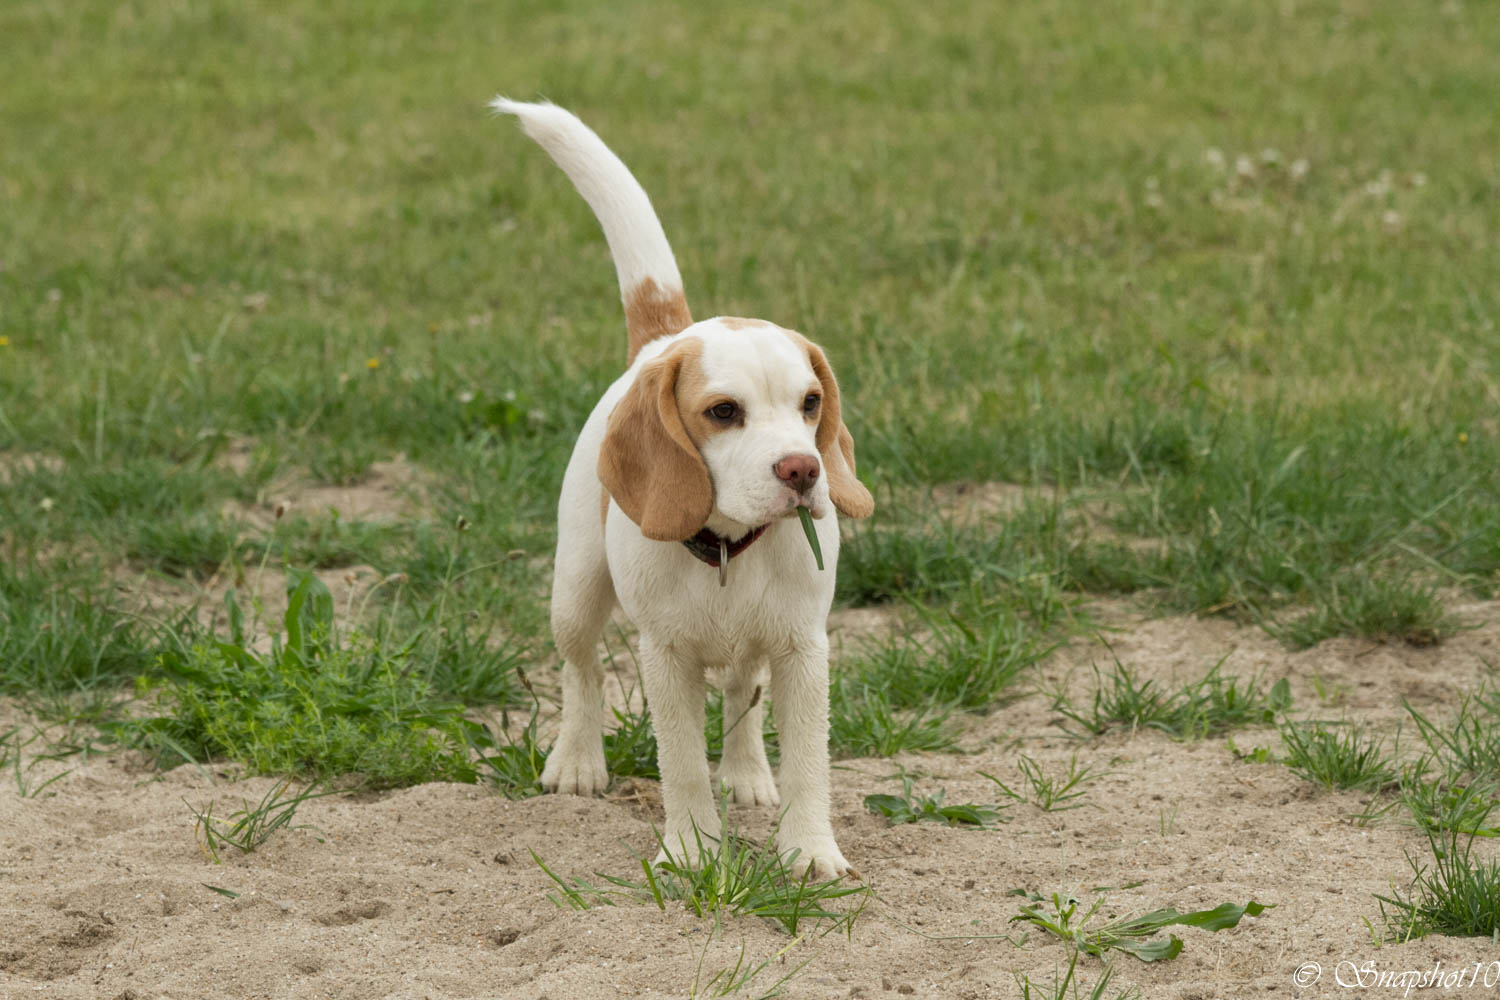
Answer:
864 770 1008 827
1010 890 1270 962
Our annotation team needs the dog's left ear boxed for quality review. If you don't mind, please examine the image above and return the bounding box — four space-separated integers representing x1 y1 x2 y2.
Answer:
802 340 875 520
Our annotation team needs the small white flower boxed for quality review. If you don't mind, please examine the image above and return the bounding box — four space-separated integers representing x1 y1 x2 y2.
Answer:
1365 170 1394 197
1260 148 1282 165
1411 171 1428 188
1204 148 1226 170
39 497 55 511
1290 158 1310 181
1382 210 1402 230
1235 155 1256 180
457 390 475 404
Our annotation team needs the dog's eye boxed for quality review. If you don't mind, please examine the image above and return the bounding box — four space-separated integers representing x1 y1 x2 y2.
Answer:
802 393 821 415
708 401 739 422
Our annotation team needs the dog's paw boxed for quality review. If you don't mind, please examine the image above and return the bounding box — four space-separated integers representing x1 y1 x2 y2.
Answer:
780 838 853 881
716 762 780 807
540 740 608 796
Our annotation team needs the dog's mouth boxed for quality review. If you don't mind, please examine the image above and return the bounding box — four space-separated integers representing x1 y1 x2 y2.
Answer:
777 495 824 519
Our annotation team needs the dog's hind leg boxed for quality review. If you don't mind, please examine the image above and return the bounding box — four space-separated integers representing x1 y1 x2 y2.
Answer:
716 661 780 807
541 536 615 797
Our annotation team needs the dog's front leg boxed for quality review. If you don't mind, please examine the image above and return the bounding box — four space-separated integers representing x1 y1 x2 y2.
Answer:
769 635 850 879
640 634 720 867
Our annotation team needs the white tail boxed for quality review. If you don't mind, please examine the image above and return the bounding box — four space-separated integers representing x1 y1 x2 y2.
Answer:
491 98 693 364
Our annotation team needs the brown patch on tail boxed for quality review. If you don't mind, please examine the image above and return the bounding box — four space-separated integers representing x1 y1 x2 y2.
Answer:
624 278 693 366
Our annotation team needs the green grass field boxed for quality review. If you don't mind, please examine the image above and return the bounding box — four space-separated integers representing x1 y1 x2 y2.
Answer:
2 0 1499 990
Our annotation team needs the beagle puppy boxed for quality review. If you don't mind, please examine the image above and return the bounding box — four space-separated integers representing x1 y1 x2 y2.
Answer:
492 99 873 878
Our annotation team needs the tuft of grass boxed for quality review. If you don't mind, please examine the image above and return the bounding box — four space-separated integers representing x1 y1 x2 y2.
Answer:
849 601 1045 714
263 513 399 571
1010 890 1272 962
534 804 868 937
115 571 489 788
983 753 1105 812
828 678 956 758
305 442 381 487
187 777 333 863
0 565 172 697
1277 721 1397 793
835 503 1146 623
4 727 73 798
863 770 1008 827
127 515 248 578
470 679 549 799
422 621 530 708
603 703 661 781
1275 573 1456 650
1405 693 1500 780
1376 784 1500 941
689 934 813 1000
1054 656 1291 740
1398 765 1500 839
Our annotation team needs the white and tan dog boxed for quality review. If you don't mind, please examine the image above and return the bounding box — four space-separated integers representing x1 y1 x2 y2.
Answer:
492 100 873 877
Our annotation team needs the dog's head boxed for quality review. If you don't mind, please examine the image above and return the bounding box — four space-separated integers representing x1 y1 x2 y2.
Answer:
598 318 875 541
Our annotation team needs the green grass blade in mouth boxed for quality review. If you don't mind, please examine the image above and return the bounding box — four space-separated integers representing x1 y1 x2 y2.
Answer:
797 505 824 571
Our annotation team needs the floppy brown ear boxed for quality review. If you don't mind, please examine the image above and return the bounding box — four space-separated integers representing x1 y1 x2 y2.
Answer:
805 342 875 520
598 343 714 541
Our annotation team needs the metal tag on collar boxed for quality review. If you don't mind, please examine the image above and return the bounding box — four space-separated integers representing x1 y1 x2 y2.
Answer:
718 536 729 587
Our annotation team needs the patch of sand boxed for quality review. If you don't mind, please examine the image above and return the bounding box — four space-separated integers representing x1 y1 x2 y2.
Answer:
0 451 64 484
4 603 1498 998
226 451 433 531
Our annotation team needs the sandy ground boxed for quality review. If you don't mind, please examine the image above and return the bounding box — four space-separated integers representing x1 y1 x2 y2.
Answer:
3 598 1499 1000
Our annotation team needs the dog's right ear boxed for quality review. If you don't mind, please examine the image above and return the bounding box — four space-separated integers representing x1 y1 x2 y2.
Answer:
598 343 713 541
